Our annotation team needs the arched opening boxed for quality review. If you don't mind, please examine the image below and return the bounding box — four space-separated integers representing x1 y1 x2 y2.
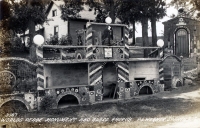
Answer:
102 62 118 100
176 81 182 87
175 28 189 57
0 100 28 115
139 86 153 95
58 95 79 108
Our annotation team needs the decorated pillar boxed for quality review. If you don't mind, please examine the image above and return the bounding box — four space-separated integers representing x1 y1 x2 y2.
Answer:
86 22 94 59
124 26 129 59
88 62 103 103
117 61 129 99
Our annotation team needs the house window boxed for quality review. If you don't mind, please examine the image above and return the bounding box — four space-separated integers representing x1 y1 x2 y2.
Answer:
52 10 57 17
54 26 59 35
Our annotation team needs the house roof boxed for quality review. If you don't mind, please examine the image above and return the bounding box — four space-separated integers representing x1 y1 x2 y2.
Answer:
46 0 96 21
45 0 64 15
162 17 200 24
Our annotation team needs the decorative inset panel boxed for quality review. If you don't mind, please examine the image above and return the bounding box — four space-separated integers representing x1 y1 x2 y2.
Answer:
117 62 129 82
89 63 103 85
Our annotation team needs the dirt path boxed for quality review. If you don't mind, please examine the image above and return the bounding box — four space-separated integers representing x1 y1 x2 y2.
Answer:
155 81 200 128
101 79 200 128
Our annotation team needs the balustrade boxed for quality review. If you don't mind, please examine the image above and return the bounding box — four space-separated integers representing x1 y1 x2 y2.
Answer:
43 45 160 61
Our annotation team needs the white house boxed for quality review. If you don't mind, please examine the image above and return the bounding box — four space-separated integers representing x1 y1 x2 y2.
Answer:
43 0 97 45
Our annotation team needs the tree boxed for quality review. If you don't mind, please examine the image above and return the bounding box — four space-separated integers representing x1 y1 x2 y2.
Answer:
117 0 141 45
149 0 166 46
85 0 119 23
169 0 199 19
12 1 46 45
5 0 50 61
60 0 84 21
133 0 151 57
0 0 12 21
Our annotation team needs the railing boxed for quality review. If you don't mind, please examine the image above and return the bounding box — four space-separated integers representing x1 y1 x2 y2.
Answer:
43 45 161 61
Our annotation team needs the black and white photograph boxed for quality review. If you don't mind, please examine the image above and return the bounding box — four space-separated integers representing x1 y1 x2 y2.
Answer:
0 0 200 127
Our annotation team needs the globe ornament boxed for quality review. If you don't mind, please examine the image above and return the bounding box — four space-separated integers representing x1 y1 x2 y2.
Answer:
33 34 44 46
157 39 164 48
105 17 112 24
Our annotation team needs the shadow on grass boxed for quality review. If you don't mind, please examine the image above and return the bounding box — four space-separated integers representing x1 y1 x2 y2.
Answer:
2 81 200 128
14 97 200 128
27 97 198 119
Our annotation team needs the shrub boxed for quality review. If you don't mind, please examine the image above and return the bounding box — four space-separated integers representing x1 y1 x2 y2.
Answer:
59 34 73 45
45 34 73 45
46 35 58 45
40 95 56 112
11 36 24 51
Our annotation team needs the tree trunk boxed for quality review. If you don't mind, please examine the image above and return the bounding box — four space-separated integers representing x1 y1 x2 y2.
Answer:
132 20 136 45
151 17 157 46
28 20 35 46
109 0 115 23
141 17 149 57
28 20 36 62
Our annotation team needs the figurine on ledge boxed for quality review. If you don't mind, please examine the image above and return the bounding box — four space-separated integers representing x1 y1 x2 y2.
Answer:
76 30 84 46
102 26 113 46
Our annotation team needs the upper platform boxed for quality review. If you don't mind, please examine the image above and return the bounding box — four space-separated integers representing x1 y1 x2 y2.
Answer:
40 22 162 63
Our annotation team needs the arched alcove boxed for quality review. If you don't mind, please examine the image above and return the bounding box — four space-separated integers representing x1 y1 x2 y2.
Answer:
0 100 28 114
139 86 153 95
57 94 79 108
102 62 118 99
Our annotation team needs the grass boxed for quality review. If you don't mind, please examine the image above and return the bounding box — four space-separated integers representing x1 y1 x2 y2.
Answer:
1 80 200 128
2 97 199 127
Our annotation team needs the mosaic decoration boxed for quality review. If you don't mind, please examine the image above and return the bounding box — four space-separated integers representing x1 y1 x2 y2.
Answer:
36 46 43 61
89 91 95 103
117 62 129 82
89 63 103 85
159 60 164 84
113 48 124 59
86 23 94 59
61 49 75 59
0 70 16 87
36 63 44 90
135 80 154 87
124 26 129 59
124 87 131 99
94 84 103 101
36 46 44 90
55 87 79 95
135 83 156 95
117 82 125 99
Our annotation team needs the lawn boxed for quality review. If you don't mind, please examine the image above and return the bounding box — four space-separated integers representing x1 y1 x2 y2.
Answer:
1 79 200 128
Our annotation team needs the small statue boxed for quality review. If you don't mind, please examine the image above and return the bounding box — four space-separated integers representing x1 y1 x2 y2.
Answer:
102 26 113 46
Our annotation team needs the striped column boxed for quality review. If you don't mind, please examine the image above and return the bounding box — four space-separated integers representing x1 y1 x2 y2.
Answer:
36 46 43 61
89 63 103 85
159 48 164 58
86 23 93 59
36 46 44 90
197 40 200 55
159 60 164 84
117 61 129 82
124 26 129 59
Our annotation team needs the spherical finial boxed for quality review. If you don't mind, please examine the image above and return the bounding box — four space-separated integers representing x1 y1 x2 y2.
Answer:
105 17 112 24
157 39 164 48
33 34 44 46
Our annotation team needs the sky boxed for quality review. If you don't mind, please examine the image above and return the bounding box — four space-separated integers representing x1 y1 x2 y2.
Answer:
135 0 178 37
